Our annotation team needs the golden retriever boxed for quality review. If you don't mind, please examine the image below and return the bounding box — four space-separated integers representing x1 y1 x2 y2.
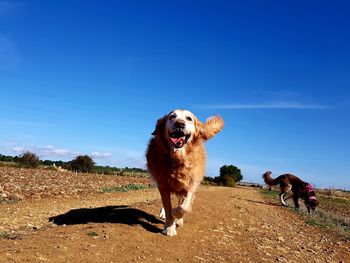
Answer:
146 109 224 236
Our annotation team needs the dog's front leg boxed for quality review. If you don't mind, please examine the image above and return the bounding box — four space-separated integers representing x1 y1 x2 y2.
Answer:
306 203 311 214
280 192 288 206
172 192 193 220
159 190 177 236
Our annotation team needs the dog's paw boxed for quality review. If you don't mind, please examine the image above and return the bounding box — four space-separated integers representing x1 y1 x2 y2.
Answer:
159 207 166 219
172 206 185 219
176 218 184 227
162 223 177 236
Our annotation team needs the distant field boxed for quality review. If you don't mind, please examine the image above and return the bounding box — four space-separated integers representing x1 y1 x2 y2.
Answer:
0 166 151 202
261 188 350 240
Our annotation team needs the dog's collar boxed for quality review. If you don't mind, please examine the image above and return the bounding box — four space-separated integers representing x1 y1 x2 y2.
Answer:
309 195 317 201
306 183 314 192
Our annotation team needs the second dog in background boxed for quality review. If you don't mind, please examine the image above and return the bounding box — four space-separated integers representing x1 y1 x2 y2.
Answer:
263 171 318 213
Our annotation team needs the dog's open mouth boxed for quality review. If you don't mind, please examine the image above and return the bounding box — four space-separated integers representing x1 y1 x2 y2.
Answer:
169 131 190 149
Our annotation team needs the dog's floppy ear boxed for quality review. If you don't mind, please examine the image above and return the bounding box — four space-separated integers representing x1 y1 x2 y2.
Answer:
151 115 168 135
200 115 224 140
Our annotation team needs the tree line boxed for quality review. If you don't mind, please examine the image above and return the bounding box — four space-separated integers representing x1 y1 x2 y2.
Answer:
1 153 243 186
0 152 147 175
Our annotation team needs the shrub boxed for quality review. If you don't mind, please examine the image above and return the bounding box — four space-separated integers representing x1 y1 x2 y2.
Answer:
17 151 40 168
219 175 237 187
68 155 95 173
213 165 243 187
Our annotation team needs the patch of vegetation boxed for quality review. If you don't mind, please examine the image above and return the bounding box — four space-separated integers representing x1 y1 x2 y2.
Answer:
203 165 243 187
202 177 219 186
305 218 321 227
0 231 17 240
66 155 95 173
261 188 350 240
318 195 350 207
317 187 350 199
17 151 41 168
1 153 149 176
260 188 279 198
87 231 98 237
0 154 18 163
116 167 149 177
0 232 10 239
0 196 22 204
102 184 149 193
0 161 18 168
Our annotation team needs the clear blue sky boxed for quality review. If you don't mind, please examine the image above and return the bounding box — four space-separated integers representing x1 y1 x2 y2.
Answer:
0 1 349 189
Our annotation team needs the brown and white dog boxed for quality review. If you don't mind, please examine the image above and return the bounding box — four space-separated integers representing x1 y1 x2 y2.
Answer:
263 171 318 213
146 109 224 236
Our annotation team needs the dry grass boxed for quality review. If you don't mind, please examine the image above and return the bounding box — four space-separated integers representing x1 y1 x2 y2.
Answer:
261 188 350 240
317 187 350 199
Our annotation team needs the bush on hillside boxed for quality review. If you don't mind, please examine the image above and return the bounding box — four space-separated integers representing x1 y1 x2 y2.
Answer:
17 151 41 168
67 155 95 173
215 165 243 187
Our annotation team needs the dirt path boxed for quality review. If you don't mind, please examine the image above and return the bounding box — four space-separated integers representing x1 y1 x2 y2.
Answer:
1 186 349 262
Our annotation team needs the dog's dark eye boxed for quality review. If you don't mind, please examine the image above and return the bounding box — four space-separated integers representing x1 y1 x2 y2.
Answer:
169 114 176 120
186 116 193 121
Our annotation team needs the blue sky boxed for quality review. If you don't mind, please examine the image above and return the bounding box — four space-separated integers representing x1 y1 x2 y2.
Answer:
0 1 349 189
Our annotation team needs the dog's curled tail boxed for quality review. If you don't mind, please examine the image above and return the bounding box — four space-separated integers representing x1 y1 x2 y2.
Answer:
262 171 280 186
201 115 224 140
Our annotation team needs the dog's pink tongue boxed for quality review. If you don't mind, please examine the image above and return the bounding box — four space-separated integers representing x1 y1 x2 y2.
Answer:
170 137 184 146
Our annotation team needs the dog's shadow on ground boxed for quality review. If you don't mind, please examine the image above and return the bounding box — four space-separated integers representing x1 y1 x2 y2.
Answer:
49 205 163 233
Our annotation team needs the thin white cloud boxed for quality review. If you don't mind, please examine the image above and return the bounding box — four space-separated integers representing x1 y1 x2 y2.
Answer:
90 152 112 159
5 144 113 162
12 146 25 152
10 145 73 159
42 145 71 157
197 102 331 110
3 142 145 168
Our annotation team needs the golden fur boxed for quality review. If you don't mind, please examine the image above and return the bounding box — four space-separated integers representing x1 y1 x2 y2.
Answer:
146 109 224 236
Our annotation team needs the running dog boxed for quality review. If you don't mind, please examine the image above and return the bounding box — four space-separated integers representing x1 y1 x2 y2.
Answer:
146 109 224 236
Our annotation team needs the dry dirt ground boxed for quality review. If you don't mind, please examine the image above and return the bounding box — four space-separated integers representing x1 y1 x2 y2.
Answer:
0 167 349 262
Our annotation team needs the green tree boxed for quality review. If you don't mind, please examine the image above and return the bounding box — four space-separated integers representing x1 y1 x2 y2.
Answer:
68 155 95 173
0 154 14 162
216 165 243 187
17 151 41 168
42 160 54 166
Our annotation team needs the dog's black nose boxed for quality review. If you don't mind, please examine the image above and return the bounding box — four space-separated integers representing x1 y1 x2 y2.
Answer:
174 121 185 129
